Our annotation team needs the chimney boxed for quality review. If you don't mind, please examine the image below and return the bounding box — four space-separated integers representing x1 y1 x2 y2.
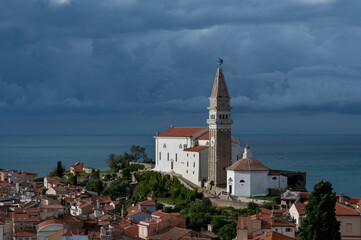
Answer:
339 193 344 203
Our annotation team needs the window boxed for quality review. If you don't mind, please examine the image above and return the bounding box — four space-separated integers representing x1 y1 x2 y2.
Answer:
167 153 169 161
240 180 245 183
187 153 189 157
187 162 189 167
175 154 177 162
211 115 215 119
193 171 194 175
193 162 195 168
144 228 147 235
186 170 188 173
163 144 166 148
140 227 143 235
159 152 161 160
286 228 292 232
346 223 352 233
179 144 182 149
193 154 195 157
272 177 277 180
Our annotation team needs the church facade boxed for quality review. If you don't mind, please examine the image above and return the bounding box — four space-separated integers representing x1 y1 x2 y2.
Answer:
153 61 242 187
153 60 300 194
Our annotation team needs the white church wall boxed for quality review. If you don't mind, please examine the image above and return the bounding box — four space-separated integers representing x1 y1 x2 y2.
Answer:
227 170 251 197
280 175 288 190
250 171 268 196
182 151 200 185
155 137 188 173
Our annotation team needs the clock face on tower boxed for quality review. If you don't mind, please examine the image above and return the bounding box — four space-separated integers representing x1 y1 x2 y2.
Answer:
211 137 215 146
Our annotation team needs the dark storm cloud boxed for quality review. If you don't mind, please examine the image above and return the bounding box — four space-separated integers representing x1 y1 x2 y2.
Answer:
1 0 361 121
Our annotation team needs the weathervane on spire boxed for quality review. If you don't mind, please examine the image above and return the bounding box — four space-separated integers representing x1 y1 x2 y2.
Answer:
217 58 223 69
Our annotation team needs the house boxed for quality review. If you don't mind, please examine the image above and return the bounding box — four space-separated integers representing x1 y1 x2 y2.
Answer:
138 210 186 239
147 226 217 240
12 213 40 235
70 162 84 176
236 209 296 240
44 177 62 189
128 209 152 224
39 204 66 220
46 186 69 197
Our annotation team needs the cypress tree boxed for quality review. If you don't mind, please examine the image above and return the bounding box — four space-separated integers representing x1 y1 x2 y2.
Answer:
299 181 341 240
56 161 64 178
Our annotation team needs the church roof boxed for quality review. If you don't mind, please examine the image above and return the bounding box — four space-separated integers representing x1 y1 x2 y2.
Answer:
210 68 230 98
155 127 207 138
226 158 269 171
184 146 209 152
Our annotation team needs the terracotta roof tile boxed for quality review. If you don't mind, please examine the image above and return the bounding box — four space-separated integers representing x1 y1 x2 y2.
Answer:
13 214 40 223
13 230 37 237
293 203 305 215
184 146 209 152
335 202 359 216
124 224 138 238
139 200 156 206
251 231 295 240
226 158 269 171
38 219 63 230
155 127 207 138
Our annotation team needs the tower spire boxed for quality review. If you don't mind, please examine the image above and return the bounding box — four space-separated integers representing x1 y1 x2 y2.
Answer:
207 59 233 188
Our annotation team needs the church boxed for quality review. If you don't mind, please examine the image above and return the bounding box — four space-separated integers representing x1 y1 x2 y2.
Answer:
153 59 293 196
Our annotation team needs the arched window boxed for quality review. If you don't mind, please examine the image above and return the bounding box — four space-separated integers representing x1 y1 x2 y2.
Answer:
228 177 233 183
272 177 277 180
179 144 182 149
175 154 177 162
163 144 166 148
187 162 189 167
240 180 245 183
193 162 195 168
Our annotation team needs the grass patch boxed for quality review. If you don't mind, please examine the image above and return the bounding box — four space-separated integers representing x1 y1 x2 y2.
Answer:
101 169 115 174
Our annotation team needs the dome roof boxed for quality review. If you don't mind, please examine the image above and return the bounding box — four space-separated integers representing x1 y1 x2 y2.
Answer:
226 158 269 171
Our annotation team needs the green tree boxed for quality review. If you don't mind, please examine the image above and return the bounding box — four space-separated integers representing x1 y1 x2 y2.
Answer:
298 181 341 240
217 222 237 240
106 154 118 170
86 179 104 195
187 201 210 230
129 145 151 163
56 161 64 178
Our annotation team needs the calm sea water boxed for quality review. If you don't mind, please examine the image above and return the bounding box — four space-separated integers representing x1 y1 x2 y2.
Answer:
0 134 360 198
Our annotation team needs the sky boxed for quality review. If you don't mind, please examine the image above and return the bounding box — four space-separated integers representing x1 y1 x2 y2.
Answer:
1 0 361 135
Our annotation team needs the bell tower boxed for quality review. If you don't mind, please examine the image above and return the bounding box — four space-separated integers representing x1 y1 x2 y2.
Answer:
207 59 233 187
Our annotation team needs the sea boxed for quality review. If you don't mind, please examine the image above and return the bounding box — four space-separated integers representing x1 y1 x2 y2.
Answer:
1 134 361 198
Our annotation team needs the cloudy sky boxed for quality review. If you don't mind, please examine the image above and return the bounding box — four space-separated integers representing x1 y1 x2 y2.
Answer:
1 0 361 135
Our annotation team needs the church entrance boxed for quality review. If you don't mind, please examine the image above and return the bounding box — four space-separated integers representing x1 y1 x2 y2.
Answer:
229 185 232 194
171 161 173 170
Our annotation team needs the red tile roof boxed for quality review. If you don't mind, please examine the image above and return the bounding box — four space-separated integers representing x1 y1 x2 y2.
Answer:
237 217 248 229
139 200 156 206
13 230 37 237
335 202 359 216
39 204 65 209
184 146 209 152
251 231 295 240
226 158 269 171
128 209 152 217
197 132 209 140
38 219 63 230
293 203 305 215
155 127 207 138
